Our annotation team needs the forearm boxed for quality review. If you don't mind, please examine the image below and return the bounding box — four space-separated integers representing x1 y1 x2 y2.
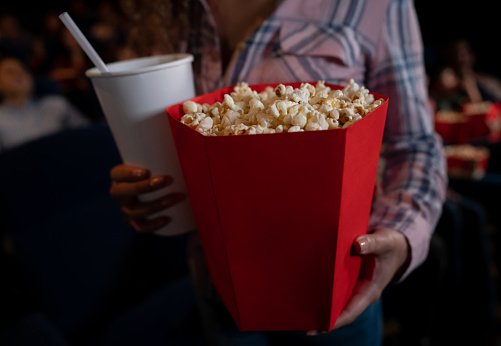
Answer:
369 132 447 280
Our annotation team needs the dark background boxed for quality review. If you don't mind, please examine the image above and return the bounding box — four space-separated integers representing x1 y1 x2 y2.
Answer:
414 0 499 78
1 1 500 345
1 0 498 79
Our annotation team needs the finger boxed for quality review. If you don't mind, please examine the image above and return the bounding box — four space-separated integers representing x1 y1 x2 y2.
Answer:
333 276 380 329
353 229 396 256
110 176 173 200
129 216 171 234
110 164 151 182
306 330 320 336
122 192 186 219
305 330 329 336
333 255 378 329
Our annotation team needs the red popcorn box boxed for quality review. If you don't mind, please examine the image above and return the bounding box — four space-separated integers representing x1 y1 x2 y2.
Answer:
434 111 469 144
445 144 490 180
447 156 489 179
462 101 501 142
166 82 388 331
434 120 467 144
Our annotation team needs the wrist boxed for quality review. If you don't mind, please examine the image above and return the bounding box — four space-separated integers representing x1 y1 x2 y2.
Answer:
391 232 412 282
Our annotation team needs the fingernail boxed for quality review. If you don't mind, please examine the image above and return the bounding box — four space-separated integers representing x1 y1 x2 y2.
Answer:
133 169 146 178
150 176 165 187
161 193 186 206
357 237 369 254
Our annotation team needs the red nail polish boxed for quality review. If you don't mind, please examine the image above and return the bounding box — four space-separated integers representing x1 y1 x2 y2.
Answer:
150 176 165 187
133 169 146 178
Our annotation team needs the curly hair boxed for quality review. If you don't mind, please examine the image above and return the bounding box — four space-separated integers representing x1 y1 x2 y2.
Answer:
119 0 189 57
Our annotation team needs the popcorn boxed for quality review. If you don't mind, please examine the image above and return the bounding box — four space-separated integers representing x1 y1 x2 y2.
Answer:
183 100 200 114
462 101 493 115
444 144 490 179
180 80 384 136
435 110 466 123
195 117 213 134
444 144 489 161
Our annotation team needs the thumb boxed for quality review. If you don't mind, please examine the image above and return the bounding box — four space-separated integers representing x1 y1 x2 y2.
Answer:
354 229 395 255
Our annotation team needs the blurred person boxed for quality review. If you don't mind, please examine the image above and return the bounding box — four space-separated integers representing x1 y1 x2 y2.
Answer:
29 9 66 75
0 13 34 68
0 55 90 153
108 0 447 345
428 65 467 112
67 0 95 37
429 40 501 345
88 0 128 64
46 27 97 120
428 39 501 113
442 39 501 104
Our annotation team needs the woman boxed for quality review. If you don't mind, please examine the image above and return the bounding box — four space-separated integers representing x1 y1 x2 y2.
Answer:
109 0 447 344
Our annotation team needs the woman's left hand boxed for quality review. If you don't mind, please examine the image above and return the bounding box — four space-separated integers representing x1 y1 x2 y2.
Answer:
307 227 410 335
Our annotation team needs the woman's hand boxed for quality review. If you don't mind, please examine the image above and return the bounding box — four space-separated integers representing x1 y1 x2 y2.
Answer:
307 227 410 335
109 164 186 233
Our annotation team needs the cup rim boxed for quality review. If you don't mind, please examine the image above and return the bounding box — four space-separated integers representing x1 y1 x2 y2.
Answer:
85 53 194 78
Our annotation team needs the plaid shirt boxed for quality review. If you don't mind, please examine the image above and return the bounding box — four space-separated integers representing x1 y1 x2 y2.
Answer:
188 0 447 279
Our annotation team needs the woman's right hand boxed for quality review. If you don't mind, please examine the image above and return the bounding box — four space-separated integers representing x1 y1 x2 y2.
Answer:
109 164 186 233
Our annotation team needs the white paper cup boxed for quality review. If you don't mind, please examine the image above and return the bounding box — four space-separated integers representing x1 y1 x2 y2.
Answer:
86 54 196 236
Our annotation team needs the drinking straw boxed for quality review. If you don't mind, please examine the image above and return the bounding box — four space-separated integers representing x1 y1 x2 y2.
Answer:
59 12 110 74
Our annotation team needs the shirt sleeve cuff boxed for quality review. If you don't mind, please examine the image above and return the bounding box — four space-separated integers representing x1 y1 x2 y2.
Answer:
370 212 432 282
